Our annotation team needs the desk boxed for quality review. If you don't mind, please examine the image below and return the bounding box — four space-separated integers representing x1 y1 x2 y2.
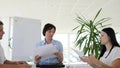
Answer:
65 64 92 68
31 64 92 68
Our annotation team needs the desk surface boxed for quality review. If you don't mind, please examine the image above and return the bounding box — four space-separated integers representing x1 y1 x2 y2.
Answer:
31 64 92 68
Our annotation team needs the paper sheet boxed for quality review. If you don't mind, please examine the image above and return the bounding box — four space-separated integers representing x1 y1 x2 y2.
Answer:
71 48 84 58
35 44 58 58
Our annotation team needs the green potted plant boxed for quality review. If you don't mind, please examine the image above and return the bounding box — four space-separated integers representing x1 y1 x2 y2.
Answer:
73 8 111 58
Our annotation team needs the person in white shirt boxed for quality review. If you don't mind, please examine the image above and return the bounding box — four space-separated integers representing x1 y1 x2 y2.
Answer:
0 20 30 68
80 27 120 68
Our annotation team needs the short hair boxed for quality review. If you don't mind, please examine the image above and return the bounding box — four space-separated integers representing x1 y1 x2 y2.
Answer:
42 23 56 36
0 20 3 25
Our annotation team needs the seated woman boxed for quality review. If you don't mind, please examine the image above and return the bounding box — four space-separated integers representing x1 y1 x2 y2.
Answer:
80 27 120 68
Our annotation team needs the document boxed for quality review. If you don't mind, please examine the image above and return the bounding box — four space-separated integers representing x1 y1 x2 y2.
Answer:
35 44 58 58
71 48 84 58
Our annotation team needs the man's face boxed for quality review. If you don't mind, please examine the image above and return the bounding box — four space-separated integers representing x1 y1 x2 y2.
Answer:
45 28 55 40
0 25 4 39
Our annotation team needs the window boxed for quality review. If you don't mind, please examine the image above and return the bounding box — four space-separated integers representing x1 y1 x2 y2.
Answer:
53 34 84 64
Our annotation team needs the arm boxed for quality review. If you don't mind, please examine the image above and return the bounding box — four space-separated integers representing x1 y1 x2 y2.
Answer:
98 58 120 68
4 60 27 64
54 52 63 64
0 64 18 68
34 55 41 64
111 58 120 68
81 56 120 68
0 64 31 68
4 60 17 64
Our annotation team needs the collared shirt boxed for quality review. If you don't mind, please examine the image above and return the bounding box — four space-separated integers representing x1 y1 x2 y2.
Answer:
36 39 63 65
0 44 6 64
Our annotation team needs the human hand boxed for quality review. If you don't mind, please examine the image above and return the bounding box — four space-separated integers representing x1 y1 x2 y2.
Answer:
34 55 41 64
80 56 91 63
88 55 100 66
54 52 62 58
80 55 97 66
54 52 63 63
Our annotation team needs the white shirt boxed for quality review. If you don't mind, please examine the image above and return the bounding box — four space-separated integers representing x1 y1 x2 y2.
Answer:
100 46 120 66
0 44 6 64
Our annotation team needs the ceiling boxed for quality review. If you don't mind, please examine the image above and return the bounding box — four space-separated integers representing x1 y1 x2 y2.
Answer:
0 0 120 33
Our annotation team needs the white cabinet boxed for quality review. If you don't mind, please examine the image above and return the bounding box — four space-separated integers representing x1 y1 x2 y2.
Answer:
0 17 41 61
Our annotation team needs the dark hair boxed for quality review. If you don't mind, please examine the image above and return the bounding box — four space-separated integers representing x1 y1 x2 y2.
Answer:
0 20 4 25
99 27 120 59
42 23 56 36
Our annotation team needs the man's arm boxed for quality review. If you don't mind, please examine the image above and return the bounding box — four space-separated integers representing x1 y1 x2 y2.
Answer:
0 64 30 68
4 60 17 64
0 64 19 68
4 60 27 65
54 52 63 64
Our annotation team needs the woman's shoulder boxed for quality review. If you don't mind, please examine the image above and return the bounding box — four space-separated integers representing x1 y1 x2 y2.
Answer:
112 46 120 53
113 46 120 50
110 46 120 61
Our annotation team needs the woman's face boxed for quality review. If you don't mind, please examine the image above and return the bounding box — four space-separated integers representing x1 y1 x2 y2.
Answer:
100 31 110 45
45 28 55 40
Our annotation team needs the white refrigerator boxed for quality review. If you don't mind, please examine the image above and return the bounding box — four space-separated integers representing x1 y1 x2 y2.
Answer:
10 17 41 61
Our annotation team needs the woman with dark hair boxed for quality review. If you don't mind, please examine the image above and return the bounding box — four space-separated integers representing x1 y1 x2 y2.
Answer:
80 27 120 68
34 23 63 66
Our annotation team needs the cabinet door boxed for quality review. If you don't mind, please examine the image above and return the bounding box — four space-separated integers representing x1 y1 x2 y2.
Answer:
11 17 41 61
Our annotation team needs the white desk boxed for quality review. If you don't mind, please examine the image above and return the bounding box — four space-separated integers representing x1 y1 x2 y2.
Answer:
31 64 36 68
65 64 92 68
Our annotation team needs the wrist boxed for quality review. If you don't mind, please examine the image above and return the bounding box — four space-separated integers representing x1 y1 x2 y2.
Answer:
57 57 62 63
94 60 102 68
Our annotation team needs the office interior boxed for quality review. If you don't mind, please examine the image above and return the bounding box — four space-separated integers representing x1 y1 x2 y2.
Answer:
0 0 120 67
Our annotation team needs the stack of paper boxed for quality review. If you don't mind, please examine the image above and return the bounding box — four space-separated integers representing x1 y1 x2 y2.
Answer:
35 44 58 58
71 48 84 58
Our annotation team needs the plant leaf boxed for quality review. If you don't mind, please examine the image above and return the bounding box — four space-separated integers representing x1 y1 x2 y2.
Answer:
93 8 102 22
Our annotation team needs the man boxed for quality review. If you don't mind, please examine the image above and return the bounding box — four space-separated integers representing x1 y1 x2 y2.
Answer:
34 23 63 65
0 20 30 68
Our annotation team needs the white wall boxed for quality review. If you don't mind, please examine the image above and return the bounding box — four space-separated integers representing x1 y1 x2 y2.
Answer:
0 0 120 33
